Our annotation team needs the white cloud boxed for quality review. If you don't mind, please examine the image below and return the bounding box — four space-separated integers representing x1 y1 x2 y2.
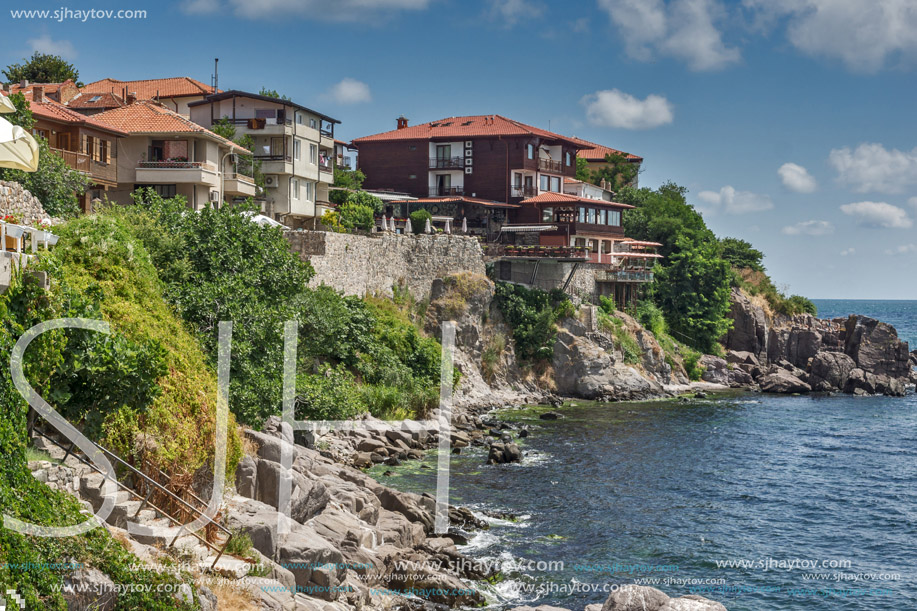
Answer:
181 0 220 14
697 185 774 214
781 219 835 236
840 247 856 256
325 78 372 104
598 0 740 71
840 201 913 229
224 0 431 21
885 244 917 255
829 143 917 194
778 162 817 193
27 35 76 59
744 0 917 73
581 89 674 130
489 0 545 25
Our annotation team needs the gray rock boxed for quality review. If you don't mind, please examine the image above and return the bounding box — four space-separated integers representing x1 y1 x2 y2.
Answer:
844 315 911 378
659 596 727 611
602 584 670 611
758 369 811 394
62 567 118 611
724 288 768 360
487 442 522 464
699 355 729 386
375 486 435 532
197 585 217 611
808 352 857 391
235 454 257 498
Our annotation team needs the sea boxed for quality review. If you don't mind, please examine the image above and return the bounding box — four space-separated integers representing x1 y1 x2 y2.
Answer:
377 300 917 610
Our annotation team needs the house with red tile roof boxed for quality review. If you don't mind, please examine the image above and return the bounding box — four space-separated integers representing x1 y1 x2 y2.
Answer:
93 101 255 208
4 79 81 104
65 91 127 115
352 114 592 237
81 77 217 116
568 135 643 188
25 90 128 212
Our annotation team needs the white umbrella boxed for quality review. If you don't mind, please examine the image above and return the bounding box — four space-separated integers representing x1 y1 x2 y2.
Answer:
0 95 16 114
0 117 39 172
381 216 388 232
424 218 432 234
444 219 451 234
242 210 289 229
462 217 467 233
405 217 412 234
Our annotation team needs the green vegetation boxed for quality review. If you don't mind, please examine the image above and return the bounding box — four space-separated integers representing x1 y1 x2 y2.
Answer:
493 283 573 361
576 152 640 190
258 87 290 101
338 201 375 231
0 93 90 218
3 52 81 86
330 167 367 205
409 209 432 234
619 181 813 353
481 333 507 381
210 117 264 189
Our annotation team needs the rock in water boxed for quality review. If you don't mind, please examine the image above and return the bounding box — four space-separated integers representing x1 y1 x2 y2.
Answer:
758 369 811 394
807 352 856 391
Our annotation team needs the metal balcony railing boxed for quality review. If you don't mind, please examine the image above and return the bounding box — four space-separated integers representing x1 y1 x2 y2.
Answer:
430 156 465 169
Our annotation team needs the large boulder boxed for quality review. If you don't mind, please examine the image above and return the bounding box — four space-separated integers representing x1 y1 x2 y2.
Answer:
844 316 911 378
724 288 768 360
659 597 727 611
487 442 522 464
699 355 729 386
807 352 857 391
602 585 670 611
758 368 811 394
61 567 119 611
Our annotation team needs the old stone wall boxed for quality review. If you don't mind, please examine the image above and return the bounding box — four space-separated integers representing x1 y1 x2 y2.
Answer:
492 259 601 302
285 230 486 299
0 180 51 224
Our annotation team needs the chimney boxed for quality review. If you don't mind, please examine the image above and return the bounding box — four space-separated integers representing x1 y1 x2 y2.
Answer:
127 92 137 104
20 79 29 89
396 115 408 130
33 86 44 102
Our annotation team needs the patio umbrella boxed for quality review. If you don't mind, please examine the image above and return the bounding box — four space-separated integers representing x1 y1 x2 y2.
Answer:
405 217 412 234
0 117 39 172
0 95 16 114
444 219 451 234
381 216 388 232
424 218 432 234
461 217 467 233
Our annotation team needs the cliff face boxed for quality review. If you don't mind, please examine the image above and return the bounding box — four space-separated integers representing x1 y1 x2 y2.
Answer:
721 288 915 396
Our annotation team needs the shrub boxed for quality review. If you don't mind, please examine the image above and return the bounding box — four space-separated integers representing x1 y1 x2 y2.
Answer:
481 333 506 381
776 294 817 316
339 202 374 231
683 349 704 381
295 365 365 421
635 301 667 337
599 295 616 315
493 282 572 362
409 209 432 234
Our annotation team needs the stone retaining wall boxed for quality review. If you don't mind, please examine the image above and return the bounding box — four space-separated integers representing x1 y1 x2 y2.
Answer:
285 231 486 299
0 180 51 224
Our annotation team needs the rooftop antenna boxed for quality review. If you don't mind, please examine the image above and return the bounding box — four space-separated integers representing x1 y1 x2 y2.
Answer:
212 58 219 93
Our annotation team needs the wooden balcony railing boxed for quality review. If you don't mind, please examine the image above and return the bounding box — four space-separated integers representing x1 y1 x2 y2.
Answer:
429 186 464 197
510 185 537 198
51 147 90 173
538 157 564 173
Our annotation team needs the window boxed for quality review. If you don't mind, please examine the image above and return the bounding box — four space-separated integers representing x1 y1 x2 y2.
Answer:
540 175 549 191
587 208 596 224
551 176 560 192
566 152 572 166
296 113 304 125
310 118 317 129
436 144 451 160
542 207 553 222
599 209 607 225
309 143 317 164
135 184 176 198
294 139 301 161
304 181 314 201
527 144 534 159
292 178 300 200
513 173 522 187
578 207 586 223
608 210 621 226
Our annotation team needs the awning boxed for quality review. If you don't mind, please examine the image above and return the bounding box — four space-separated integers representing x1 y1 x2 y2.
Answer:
0 95 15 114
0 117 39 172
500 224 558 233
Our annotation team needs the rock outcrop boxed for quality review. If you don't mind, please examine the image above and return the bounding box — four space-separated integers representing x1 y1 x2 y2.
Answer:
723 289 913 396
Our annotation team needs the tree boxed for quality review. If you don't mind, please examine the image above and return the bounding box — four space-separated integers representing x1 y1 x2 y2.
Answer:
330 167 366 205
575 157 590 182
339 202 374 231
719 237 765 272
259 87 290 101
620 182 712 258
653 235 733 353
3 53 80 85
584 153 639 190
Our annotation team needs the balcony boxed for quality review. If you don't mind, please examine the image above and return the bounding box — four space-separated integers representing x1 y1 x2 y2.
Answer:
430 157 465 169
336 156 352 170
254 153 292 162
511 185 537 198
135 160 218 186
538 157 564 173
594 269 654 283
51 147 90 174
318 160 334 175
223 172 257 197
429 186 464 197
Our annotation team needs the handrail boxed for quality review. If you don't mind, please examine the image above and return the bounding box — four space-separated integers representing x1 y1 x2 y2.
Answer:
32 426 232 568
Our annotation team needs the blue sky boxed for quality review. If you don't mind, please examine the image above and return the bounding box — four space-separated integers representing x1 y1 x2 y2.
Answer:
3 0 917 299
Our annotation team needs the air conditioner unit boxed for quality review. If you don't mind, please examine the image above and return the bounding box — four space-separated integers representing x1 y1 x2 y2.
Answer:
264 175 280 188
465 140 472 148
209 190 220 202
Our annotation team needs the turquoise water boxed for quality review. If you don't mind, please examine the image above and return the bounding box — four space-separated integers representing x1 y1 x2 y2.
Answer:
380 300 917 610
812 299 917 347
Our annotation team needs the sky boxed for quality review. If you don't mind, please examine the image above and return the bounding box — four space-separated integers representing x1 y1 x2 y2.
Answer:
2 0 917 299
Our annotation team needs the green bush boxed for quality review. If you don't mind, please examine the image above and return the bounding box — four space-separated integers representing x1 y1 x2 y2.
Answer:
493 283 572 362
410 209 432 234
775 294 817 316
599 295 616 315
295 365 365 421
339 202 375 231
634 301 667 337
683 349 704 381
